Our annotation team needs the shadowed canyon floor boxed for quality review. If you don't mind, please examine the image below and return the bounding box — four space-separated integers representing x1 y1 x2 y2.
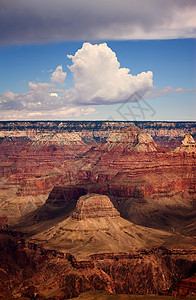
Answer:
0 121 195 299
16 193 174 259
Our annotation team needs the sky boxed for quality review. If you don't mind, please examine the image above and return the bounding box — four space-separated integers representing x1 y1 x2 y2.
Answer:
0 0 195 121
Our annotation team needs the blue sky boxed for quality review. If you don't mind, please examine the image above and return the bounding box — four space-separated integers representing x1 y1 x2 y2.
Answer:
0 0 195 121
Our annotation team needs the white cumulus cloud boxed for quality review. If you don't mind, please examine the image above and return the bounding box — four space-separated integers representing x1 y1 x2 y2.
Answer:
0 42 193 120
67 42 153 105
50 66 67 86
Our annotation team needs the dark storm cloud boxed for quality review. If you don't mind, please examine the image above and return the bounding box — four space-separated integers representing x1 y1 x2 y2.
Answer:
0 0 195 45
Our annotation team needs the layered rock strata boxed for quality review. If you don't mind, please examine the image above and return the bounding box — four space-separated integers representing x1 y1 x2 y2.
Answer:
104 125 157 152
0 231 195 299
72 194 120 220
174 133 196 153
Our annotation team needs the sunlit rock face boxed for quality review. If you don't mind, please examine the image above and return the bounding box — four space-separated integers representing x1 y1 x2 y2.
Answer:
105 125 157 152
182 134 195 146
72 193 120 220
133 130 157 152
106 124 139 145
174 134 196 153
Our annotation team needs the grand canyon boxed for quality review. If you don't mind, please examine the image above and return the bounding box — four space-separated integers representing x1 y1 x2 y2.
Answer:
0 121 195 299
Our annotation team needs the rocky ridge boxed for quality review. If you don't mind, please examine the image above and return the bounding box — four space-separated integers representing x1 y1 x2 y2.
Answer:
0 121 195 147
0 130 83 145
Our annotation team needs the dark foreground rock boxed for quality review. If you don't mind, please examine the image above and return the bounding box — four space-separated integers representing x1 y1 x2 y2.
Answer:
0 231 195 299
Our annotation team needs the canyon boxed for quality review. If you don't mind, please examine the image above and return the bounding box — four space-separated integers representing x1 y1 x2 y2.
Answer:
0 121 195 299
0 231 195 299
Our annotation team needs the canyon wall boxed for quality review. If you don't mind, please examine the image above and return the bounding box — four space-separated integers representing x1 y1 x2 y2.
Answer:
0 230 195 299
0 121 195 298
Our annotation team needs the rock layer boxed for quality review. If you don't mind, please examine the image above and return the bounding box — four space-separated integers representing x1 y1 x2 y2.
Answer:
0 231 195 299
104 125 157 152
72 194 120 220
174 133 196 153
1 121 196 298
133 130 157 152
